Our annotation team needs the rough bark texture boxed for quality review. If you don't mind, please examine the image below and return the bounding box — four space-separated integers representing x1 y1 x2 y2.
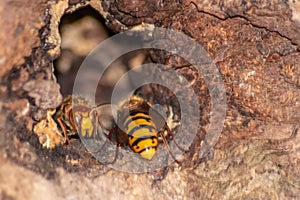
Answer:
1 0 300 199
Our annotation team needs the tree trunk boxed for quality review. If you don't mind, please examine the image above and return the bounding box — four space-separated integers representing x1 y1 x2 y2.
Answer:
0 0 299 199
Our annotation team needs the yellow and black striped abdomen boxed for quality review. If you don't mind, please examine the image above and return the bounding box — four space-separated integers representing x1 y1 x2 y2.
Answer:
123 112 158 160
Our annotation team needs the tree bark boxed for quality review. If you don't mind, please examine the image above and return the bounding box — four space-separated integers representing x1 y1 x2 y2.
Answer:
0 0 299 199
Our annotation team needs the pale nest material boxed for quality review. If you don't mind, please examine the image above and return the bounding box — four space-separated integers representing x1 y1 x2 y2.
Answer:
33 109 65 149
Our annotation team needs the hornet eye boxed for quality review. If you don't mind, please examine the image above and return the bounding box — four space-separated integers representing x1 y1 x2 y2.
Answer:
74 113 81 124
